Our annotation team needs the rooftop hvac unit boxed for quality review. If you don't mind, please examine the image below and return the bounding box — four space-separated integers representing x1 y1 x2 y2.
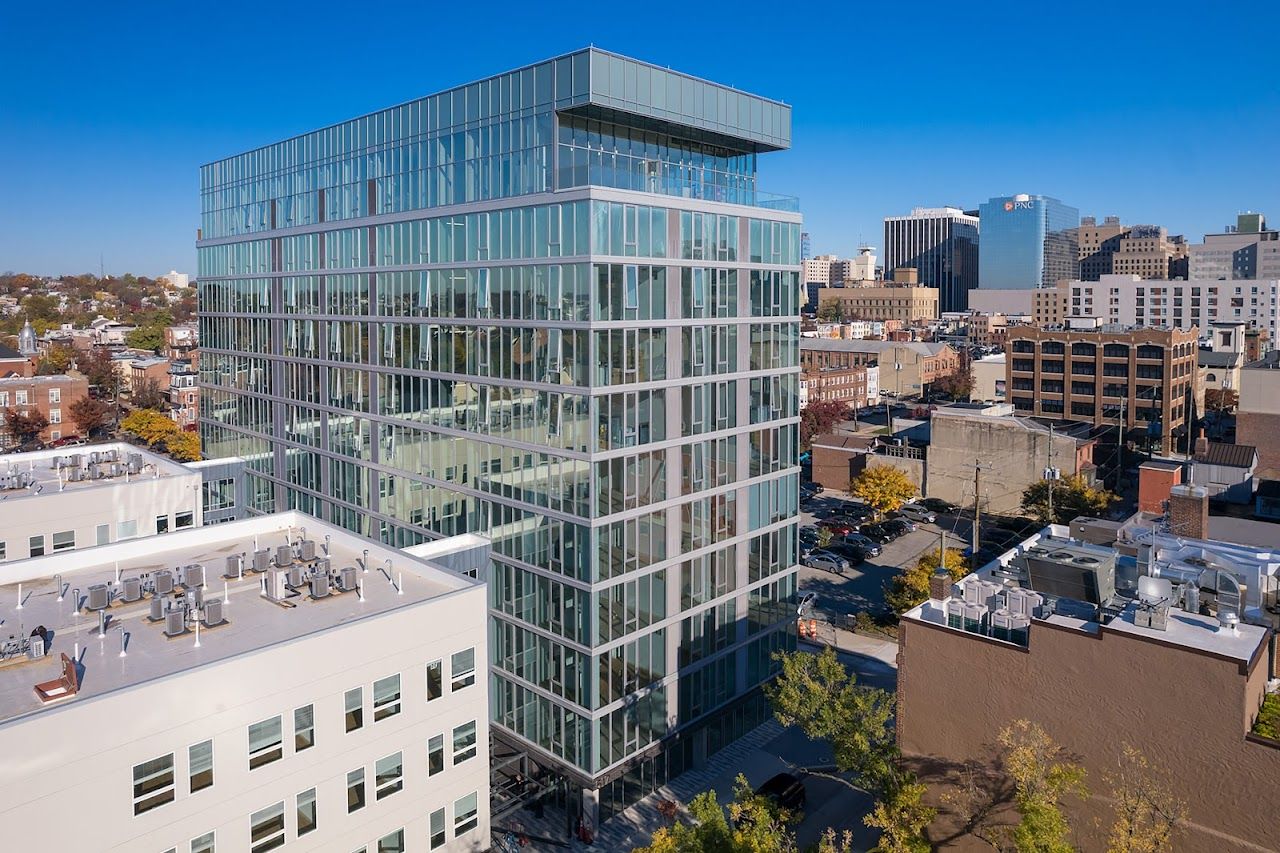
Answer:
310 573 330 599
150 596 165 621
68 467 85 482
298 539 316 562
945 598 966 630
103 449 119 463
203 598 224 627
1008 612 1031 645
275 544 293 567
266 570 289 600
108 463 124 478
1002 588 1045 618
87 584 110 611
183 564 205 589
128 452 143 469
224 554 241 578
1184 585 1201 614
27 633 45 660
88 451 101 465
339 566 358 592
154 569 174 595
287 565 304 588
69 453 83 468
90 465 105 480
962 603 987 634
164 609 186 637
190 587 204 609
315 557 331 576
121 577 143 603
253 549 270 573
1016 542 1117 606
990 609 1014 642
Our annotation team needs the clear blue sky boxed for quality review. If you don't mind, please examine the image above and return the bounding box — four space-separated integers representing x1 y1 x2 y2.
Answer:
2 0 1277 277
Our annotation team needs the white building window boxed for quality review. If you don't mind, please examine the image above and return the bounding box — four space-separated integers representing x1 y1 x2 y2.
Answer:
132 754 175 815
49 408 60 424
429 808 446 848
378 830 405 853
248 802 285 853
296 788 317 836
190 832 214 853
248 716 282 769
175 510 195 529
373 673 401 721
15 390 26 405
428 733 444 776
344 687 363 732
48 388 60 403
117 519 137 540
375 751 403 800
452 721 477 764
189 740 213 792
451 647 475 690
346 768 365 813
454 791 479 836
426 659 443 701
51 530 75 552
294 704 314 751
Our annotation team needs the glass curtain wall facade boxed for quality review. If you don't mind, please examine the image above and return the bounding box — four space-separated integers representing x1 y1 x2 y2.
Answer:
977 194 1079 290
883 207 980 312
198 49 801 800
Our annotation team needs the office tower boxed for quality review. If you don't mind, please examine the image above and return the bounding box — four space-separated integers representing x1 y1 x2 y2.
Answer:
883 206 980 313
197 49 802 823
1076 215 1128 280
0 512 490 852
978 194 1079 290
1189 212 1280 280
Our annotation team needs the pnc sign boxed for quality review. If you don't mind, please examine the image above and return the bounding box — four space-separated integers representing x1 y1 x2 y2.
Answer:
1003 200 1035 211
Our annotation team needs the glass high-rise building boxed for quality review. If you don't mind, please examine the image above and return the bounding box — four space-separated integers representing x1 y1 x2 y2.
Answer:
977 194 1079 290
197 48 802 822
883 206 980 312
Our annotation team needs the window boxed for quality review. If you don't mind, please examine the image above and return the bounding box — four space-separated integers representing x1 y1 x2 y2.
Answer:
375 752 403 799
189 740 213 792
157 515 170 534
426 660 443 701
48 388 60 403
428 734 445 776
29 535 45 558
175 510 195 529
454 791 479 835
249 802 285 853
296 788 317 836
344 687 363 732
117 519 138 540
95 524 109 546
248 716 283 769
191 833 215 853
51 530 75 552
451 648 475 690
132 754 175 814
453 721 477 764
15 390 26 405
346 768 365 813
294 704 314 751
373 674 401 721
49 408 60 424
429 808 446 849
378 830 405 853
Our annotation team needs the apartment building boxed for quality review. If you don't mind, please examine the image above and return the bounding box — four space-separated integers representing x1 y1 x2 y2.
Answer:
0 512 489 852
1112 225 1188 280
1031 283 1069 326
170 359 199 428
1189 212 1280 280
1005 320 1198 454
0 373 89 448
898 507 1280 853
799 364 876 408
801 338 959 397
197 48 803 824
1066 274 1280 341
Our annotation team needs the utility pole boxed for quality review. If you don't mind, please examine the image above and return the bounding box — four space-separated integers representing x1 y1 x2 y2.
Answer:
1045 423 1057 524
1117 395 1125 489
972 460 982 554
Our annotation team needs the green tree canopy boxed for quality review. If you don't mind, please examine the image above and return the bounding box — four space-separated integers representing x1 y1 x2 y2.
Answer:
631 774 796 853
1020 474 1115 525
885 547 970 615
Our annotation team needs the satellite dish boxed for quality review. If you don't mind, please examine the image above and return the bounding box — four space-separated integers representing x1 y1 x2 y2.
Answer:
1137 575 1173 605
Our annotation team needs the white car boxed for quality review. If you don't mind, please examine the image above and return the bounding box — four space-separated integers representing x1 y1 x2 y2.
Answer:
898 503 937 524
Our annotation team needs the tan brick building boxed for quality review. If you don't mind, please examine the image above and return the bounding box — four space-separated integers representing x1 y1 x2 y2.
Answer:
801 339 960 398
1031 282 1069 326
814 284 938 324
1005 321 1198 454
0 373 90 448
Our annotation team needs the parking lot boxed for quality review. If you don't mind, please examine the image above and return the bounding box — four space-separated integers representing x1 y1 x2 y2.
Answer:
797 490 978 624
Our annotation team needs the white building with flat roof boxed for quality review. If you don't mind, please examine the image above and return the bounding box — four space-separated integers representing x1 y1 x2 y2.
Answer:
1066 274 1280 341
0 443 203 563
0 511 490 852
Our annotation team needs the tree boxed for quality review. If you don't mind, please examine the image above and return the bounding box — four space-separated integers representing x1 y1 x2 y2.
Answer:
801 399 850 450
69 396 112 436
766 647 899 795
37 343 75 374
1020 474 1115 525
999 720 1088 853
121 408 178 446
1104 745 1186 853
1204 388 1238 413
933 367 974 401
1 407 48 445
863 782 935 853
164 430 201 462
885 547 970 615
817 299 844 323
132 377 167 411
631 775 796 853
850 465 917 519
125 325 165 352
81 347 119 393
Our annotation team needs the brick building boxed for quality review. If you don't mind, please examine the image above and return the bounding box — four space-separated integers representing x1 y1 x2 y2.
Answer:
801 339 960 398
0 373 90 448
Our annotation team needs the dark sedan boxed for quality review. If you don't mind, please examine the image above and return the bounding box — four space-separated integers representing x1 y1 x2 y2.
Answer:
859 523 894 544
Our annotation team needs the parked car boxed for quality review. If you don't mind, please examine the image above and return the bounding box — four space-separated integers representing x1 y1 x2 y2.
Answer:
920 497 959 514
798 529 819 557
818 519 855 537
802 481 824 494
839 533 882 558
839 503 875 521
898 503 937 524
883 518 916 537
50 435 84 448
798 592 819 615
755 772 806 812
803 550 851 574
825 543 866 565
859 523 894 544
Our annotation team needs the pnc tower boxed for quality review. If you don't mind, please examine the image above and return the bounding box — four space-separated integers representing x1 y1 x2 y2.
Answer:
198 49 802 822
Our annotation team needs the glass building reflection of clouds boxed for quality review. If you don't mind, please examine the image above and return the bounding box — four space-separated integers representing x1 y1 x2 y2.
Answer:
978 194 1079 290
197 48 803 810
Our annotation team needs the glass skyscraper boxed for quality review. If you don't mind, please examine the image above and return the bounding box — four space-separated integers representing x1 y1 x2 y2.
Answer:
883 206 980 312
977 194 1079 290
197 49 801 821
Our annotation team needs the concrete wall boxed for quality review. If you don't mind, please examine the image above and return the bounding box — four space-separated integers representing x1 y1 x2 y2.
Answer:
1239 367 1280 472
0 558 490 852
898 614 1276 853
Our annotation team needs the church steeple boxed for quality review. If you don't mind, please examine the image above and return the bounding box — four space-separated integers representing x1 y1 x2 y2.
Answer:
17 318 37 356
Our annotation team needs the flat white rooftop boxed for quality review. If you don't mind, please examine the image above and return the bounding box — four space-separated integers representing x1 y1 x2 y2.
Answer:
0 512 485 726
0 442 192 505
